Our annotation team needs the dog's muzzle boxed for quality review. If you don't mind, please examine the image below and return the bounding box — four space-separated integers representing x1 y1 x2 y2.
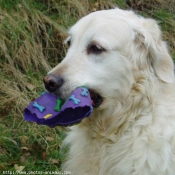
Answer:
43 74 103 108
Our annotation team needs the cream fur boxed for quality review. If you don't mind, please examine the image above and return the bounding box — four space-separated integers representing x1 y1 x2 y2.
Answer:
49 8 175 175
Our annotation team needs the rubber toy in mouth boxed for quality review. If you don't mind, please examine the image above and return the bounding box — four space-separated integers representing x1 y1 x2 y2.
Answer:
24 87 93 127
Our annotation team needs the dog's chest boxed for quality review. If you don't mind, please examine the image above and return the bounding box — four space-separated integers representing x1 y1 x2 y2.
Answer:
64 124 135 174
64 117 175 175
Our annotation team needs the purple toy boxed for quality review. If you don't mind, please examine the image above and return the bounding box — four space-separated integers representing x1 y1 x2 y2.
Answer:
24 87 93 127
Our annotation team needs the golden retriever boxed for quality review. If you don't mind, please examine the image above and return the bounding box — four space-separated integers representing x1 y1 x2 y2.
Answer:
44 8 175 175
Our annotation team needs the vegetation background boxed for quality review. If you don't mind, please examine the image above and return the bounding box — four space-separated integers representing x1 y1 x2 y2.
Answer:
0 0 174 173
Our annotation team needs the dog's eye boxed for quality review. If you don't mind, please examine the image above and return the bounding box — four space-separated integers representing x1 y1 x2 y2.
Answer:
87 44 105 54
67 40 71 47
64 37 71 47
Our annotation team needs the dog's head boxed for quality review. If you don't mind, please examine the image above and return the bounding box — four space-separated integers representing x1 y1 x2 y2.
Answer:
44 9 174 109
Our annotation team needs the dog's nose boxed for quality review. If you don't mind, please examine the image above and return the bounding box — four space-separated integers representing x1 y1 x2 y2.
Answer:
43 74 64 92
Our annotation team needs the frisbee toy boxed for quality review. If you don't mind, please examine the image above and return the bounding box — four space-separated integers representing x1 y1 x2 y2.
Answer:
24 87 93 127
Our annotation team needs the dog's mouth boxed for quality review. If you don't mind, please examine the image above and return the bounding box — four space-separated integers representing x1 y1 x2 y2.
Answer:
54 87 103 108
89 89 103 108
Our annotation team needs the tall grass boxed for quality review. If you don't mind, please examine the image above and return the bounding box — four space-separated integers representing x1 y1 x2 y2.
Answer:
0 0 174 172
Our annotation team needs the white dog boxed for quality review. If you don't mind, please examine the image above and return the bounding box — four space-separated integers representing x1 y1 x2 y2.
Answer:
44 8 175 175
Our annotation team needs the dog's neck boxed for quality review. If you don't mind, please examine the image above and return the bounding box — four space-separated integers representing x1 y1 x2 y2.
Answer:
80 72 159 141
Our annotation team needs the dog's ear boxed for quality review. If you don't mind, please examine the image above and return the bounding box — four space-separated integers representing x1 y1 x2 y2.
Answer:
135 18 174 83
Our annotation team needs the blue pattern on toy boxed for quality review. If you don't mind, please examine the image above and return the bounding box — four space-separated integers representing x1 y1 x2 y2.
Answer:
81 88 88 97
69 95 81 105
33 102 45 112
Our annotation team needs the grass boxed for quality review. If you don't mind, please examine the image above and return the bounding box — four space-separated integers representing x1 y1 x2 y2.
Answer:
0 0 174 173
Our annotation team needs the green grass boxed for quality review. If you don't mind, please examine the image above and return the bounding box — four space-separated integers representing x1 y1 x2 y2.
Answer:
0 0 174 173
0 117 68 171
